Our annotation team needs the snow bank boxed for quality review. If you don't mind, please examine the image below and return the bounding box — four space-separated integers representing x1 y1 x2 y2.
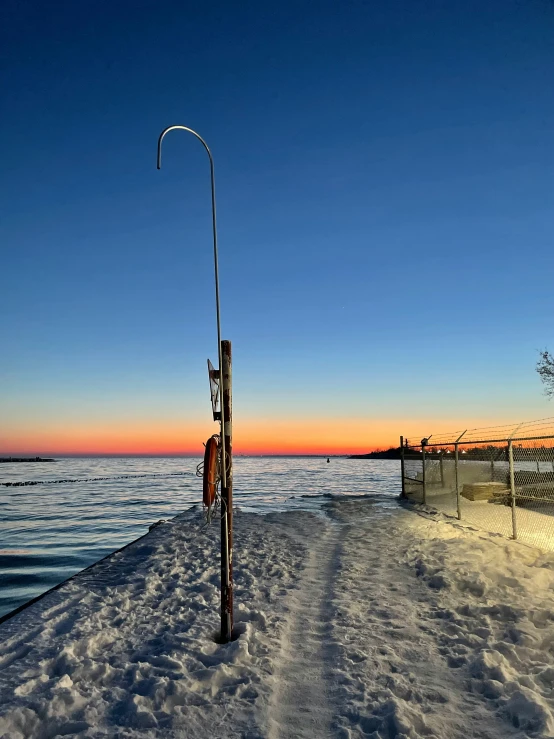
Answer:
400 503 554 738
0 507 314 738
1 498 554 738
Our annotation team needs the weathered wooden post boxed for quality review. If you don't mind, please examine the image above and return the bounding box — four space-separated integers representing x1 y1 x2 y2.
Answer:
439 450 444 487
508 440 517 540
220 340 233 641
400 436 406 498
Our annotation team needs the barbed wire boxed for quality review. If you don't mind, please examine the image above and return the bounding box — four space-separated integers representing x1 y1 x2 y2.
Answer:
404 416 554 448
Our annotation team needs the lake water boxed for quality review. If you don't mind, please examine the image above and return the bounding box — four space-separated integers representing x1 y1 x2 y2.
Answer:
0 457 400 618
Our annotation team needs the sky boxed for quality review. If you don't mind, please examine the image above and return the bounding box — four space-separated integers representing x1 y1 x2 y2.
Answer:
1 0 553 456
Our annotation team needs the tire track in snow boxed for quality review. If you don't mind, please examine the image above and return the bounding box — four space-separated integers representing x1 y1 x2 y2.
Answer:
328 500 521 739
267 518 341 739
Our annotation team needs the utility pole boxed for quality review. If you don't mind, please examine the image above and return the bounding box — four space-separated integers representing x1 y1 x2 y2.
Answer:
157 125 235 643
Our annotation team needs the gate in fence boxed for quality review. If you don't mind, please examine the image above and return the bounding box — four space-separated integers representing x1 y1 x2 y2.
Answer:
400 418 554 551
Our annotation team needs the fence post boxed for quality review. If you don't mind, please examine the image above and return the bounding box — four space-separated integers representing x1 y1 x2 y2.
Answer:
454 442 461 520
490 451 495 481
508 439 517 540
439 450 444 487
400 436 406 498
421 440 427 505
220 340 234 641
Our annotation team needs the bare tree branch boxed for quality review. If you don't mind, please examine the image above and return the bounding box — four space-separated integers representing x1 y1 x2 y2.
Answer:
537 349 554 398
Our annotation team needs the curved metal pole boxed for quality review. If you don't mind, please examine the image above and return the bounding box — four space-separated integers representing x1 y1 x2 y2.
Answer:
157 125 226 489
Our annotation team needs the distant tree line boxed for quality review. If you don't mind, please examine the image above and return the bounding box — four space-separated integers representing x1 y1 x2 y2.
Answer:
349 445 554 460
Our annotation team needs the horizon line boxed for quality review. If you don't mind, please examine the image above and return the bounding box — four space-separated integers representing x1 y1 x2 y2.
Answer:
0 452 359 459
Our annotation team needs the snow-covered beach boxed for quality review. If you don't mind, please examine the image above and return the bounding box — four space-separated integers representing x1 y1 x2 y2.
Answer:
2 496 554 739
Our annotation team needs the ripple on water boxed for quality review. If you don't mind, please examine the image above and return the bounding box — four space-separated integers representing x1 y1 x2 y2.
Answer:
0 456 400 618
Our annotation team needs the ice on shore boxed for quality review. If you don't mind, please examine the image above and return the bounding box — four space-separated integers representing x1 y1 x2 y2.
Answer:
1 497 554 738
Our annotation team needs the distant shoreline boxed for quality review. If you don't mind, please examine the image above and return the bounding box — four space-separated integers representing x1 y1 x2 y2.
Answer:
348 448 402 460
0 454 397 461
0 457 55 464
0 454 347 460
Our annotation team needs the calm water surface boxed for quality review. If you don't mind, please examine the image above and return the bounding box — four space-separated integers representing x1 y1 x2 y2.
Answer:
0 457 399 618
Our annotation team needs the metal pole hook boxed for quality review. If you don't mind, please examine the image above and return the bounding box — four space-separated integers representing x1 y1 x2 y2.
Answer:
156 125 227 488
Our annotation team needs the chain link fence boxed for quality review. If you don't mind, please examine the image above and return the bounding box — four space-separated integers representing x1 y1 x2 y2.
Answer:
400 418 554 551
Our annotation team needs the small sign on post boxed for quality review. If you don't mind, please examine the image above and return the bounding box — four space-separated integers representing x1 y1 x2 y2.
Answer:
207 359 221 422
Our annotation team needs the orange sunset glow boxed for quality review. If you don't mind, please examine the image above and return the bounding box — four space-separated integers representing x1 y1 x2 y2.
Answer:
0 416 505 457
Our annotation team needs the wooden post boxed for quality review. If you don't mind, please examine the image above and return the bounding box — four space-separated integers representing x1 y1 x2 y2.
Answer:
220 340 233 641
439 450 444 487
400 436 406 498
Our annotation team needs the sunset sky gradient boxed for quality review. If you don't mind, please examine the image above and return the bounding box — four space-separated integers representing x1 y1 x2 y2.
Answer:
1 0 553 455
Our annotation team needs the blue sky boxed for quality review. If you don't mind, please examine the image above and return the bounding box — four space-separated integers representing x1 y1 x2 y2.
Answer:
1 0 553 453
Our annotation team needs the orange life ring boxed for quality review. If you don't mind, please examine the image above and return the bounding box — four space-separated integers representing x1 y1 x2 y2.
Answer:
203 436 219 507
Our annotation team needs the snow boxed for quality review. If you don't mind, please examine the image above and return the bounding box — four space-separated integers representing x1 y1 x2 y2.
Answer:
2 496 554 738
421 486 554 552
407 458 554 552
